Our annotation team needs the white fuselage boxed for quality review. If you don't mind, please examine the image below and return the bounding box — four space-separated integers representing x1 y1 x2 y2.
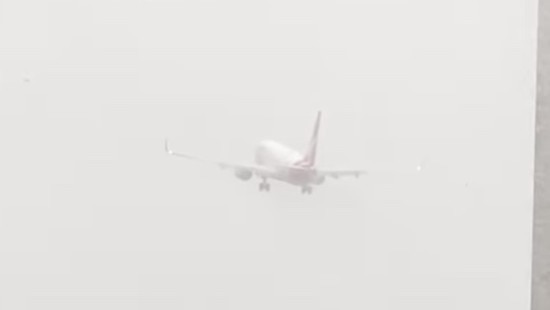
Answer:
254 140 321 186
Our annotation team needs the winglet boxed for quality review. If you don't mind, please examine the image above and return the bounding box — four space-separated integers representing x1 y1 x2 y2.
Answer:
164 139 204 161
164 138 172 155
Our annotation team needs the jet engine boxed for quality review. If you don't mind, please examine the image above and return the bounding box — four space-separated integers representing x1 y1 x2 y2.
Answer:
313 175 325 185
234 168 253 181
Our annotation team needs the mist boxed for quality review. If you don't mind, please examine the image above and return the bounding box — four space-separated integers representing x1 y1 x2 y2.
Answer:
0 0 537 309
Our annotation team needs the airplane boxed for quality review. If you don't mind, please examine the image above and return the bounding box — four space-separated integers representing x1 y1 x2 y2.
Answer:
164 111 367 194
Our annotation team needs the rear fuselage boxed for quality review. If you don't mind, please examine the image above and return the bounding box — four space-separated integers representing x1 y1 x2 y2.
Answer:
254 140 322 186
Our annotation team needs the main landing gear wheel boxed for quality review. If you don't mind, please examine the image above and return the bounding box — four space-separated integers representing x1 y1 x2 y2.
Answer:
301 186 313 195
259 182 271 192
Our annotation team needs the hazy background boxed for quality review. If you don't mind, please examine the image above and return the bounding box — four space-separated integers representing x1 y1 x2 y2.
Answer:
0 0 537 309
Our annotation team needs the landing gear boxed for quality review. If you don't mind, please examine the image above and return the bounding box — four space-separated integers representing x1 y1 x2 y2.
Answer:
259 179 271 192
301 185 313 195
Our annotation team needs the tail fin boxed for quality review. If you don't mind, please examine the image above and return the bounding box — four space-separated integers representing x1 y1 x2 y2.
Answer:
296 111 321 168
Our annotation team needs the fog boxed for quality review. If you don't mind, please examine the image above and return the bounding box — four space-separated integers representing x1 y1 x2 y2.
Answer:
0 0 537 309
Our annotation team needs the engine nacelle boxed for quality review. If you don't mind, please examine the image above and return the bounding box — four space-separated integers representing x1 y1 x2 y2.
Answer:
313 175 325 185
234 168 253 181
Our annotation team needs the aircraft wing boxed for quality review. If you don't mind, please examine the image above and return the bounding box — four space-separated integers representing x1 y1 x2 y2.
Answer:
317 169 368 179
317 162 425 180
164 139 275 178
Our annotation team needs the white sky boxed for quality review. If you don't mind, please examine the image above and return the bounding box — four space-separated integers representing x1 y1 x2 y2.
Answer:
0 0 537 309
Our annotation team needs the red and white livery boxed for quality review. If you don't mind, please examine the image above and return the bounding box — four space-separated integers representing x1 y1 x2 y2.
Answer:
165 111 366 194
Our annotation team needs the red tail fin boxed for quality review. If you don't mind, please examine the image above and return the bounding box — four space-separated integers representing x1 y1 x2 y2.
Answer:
295 111 321 168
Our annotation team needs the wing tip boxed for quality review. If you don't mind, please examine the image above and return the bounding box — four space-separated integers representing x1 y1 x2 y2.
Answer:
164 138 173 155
